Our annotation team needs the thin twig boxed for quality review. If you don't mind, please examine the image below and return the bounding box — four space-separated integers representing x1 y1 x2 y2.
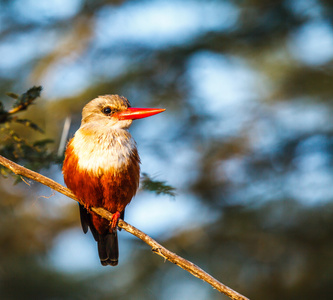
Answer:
0 154 249 300
57 116 71 157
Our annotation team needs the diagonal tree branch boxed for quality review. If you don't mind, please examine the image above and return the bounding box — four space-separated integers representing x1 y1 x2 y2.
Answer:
0 154 250 300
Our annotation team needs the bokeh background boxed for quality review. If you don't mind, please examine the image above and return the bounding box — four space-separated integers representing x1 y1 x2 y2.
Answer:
1 0 333 299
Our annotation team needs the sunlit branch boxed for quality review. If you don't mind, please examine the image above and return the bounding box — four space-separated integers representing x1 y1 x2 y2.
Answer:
0 154 249 300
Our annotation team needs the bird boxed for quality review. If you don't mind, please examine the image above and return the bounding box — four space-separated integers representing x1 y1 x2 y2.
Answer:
62 95 165 266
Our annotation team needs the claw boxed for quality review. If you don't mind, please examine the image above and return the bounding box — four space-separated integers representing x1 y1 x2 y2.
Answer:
110 211 121 230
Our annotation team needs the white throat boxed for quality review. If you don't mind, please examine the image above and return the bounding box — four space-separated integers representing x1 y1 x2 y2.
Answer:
72 126 137 176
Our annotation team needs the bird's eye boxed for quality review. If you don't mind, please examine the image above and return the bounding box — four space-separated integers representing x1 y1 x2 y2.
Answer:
103 107 113 115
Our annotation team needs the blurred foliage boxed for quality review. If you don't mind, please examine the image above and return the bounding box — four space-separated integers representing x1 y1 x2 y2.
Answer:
140 173 176 197
0 0 333 300
0 86 60 178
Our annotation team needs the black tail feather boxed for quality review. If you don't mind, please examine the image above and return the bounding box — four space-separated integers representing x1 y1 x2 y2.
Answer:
98 230 119 266
78 203 119 266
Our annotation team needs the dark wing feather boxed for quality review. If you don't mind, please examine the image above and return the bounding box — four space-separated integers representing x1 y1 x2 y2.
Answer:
79 203 99 241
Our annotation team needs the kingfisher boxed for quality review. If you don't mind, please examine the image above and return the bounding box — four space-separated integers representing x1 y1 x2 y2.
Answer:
62 95 165 266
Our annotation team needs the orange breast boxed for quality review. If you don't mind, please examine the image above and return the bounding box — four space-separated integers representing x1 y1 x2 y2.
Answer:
63 139 140 234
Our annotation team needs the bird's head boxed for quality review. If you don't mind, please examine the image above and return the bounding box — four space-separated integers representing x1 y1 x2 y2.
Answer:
81 95 165 130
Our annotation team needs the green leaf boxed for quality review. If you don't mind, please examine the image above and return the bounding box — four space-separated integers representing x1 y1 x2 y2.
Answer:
6 92 19 99
140 173 176 197
0 166 9 177
14 118 44 133
13 86 43 109
33 139 54 147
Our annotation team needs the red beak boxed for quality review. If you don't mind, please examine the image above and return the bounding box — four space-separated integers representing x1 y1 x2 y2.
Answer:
113 107 165 120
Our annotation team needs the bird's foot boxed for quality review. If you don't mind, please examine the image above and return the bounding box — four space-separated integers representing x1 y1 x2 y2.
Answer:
110 211 121 230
